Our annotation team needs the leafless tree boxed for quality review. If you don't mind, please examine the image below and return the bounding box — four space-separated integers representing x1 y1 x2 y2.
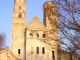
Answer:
0 32 6 49
50 0 80 57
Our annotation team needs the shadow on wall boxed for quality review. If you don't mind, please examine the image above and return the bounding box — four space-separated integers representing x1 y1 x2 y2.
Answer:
26 52 51 60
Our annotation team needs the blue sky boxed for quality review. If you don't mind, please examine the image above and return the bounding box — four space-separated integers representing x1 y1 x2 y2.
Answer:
0 0 49 48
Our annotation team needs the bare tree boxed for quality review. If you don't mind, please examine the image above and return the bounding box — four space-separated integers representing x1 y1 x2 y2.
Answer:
49 0 80 57
0 32 6 49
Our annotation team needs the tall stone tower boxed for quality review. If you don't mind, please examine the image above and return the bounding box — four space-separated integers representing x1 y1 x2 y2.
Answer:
10 0 60 60
11 0 26 60
44 1 58 30
43 1 60 60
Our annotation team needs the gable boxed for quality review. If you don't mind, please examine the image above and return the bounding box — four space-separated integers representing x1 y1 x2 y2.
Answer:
0 47 20 60
27 16 45 29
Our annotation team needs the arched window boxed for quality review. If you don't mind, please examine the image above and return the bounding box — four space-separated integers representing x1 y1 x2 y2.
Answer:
42 47 45 54
36 34 39 38
52 51 55 59
18 13 22 18
42 34 45 38
18 49 20 54
36 47 39 54
19 6 21 10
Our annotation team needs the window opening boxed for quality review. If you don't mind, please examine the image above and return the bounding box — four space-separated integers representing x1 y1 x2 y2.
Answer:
36 34 39 38
18 13 22 18
52 51 55 59
19 6 21 10
18 49 20 54
70 53 72 60
29 33 33 37
42 34 45 38
42 47 45 54
36 47 39 54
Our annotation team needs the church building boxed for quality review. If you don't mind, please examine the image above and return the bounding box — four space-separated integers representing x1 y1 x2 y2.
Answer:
0 0 78 60
11 0 60 60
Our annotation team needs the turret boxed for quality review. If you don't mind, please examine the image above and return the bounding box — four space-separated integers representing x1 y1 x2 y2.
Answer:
43 1 58 30
43 1 60 60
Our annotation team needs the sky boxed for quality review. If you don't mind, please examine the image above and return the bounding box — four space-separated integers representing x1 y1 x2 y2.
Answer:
0 0 50 48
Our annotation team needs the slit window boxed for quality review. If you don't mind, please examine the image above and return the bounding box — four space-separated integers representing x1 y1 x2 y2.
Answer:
52 51 55 59
70 53 72 60
18 13 22 18
36 34 39 38
19 6 21 10
18 49 20 54
42 34 45 38
36 47 39 54
42 47 45 54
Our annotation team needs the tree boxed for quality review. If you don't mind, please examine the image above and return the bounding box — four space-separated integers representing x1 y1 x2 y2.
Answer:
50 0 80 57
0 32 6 49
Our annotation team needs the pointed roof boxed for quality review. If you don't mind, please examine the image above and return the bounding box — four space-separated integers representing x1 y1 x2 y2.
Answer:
27 16 45 29
0 47 20 60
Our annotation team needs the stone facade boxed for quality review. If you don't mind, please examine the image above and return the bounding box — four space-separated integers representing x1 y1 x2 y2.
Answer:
11 0 60 60
0 47 78 60
0 0 78 60
0 47 20 60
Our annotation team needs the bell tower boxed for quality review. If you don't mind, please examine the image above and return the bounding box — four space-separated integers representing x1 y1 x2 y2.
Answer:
11 0 26 60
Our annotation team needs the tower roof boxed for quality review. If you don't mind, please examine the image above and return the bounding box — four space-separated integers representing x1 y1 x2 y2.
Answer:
27 16 45 29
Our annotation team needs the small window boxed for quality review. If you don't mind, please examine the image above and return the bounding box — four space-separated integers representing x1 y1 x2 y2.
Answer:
29 33 32 35
52 51 55 59
36 47 39 54
70 53 72 60
18 49 20 54
36 34 39 38
42 47 45 54
42 34 45 38
29 33 33 37
18 13 22 18
19 6 21 10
